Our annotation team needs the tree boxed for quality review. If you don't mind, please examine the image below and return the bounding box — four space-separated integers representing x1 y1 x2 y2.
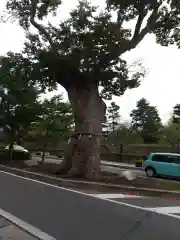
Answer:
159 120 180 151
172 104 180 123
130 98 162 143
102 114 109 135
0 64 42 145
0 82 42 162
107 122 143 147
32 94 74 163
107 101 120 132
158 104 180 151
115 123 143 144
4 0 180 179
0 52 44 143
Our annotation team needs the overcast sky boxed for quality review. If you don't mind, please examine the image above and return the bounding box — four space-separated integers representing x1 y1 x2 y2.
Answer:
0 0 180 124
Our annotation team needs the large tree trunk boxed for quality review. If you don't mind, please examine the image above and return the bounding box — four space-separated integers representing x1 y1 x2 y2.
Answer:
57 82 106 180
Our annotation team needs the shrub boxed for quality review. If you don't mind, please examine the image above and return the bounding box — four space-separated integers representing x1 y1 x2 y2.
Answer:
135 159 144 167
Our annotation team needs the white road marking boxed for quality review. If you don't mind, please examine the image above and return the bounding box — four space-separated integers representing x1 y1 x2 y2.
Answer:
1 170 180 220
121 170 137 180
148 206 180 214
0 208 56 240
90 193 144 199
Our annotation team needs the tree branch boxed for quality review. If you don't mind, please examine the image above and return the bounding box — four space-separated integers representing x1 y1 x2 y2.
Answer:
132 1 146 42
29 0 54 49
119 2 161 55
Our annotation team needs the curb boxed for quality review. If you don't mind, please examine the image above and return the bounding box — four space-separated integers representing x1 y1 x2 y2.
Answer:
0 209 56 240
0 164 180 199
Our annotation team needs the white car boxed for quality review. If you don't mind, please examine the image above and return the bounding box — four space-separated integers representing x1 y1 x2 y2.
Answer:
4 144 31 160
5 144 28 152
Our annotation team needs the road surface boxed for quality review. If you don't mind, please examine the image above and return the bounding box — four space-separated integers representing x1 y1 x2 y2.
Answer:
0 171 180 239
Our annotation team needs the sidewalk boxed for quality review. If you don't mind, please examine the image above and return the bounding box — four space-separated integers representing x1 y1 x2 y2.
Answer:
0 216 38 239
31 154 138 170
101 160 136 169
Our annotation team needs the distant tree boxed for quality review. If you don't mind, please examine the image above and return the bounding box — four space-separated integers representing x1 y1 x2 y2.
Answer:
130 98 162 143
172 104 180 124
107 101 120 132
108 122 143 145
116 123 143 144
159 120 180 151
102 115 109 135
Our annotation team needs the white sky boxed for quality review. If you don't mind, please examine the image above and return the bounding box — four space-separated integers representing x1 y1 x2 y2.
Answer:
0 0 180 124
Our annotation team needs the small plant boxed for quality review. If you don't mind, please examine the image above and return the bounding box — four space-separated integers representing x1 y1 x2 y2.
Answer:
135 158 144 167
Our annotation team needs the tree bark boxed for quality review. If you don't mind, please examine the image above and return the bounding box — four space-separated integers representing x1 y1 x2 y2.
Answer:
57 82 106 180
9 127 15 163
16 127 21 145
40 128 49 164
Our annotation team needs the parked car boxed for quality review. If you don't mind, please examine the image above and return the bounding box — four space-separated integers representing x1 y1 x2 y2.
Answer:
4 144 31 160
143 152 180 178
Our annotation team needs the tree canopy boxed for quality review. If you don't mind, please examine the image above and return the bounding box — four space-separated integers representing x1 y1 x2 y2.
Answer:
172 104 180 123
107 0 180 49
130 98 162 143
3 0 146 99
32 94 74 146
0 69 41 144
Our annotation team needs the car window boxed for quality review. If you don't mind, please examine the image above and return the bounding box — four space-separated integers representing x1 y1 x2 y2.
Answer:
151 154 169 162
13 145 26 151
152 154 180 164
168 156 180 164
5 145 26 151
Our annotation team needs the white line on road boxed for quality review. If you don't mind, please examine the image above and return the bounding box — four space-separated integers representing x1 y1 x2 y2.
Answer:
0 208 56 240
1 170 180 221
90 193 145 199
147 206 180 214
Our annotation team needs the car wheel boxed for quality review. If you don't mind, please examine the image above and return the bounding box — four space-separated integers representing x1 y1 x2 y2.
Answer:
146 167 156 177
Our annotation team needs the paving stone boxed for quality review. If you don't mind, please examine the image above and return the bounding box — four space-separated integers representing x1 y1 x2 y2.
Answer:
0 217 10 228
0 224 38 239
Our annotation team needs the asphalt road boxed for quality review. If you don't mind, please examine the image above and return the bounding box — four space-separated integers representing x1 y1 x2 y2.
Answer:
0 171 180 239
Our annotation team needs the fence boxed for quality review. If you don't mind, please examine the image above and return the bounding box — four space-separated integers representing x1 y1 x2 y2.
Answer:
0 142 177 164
